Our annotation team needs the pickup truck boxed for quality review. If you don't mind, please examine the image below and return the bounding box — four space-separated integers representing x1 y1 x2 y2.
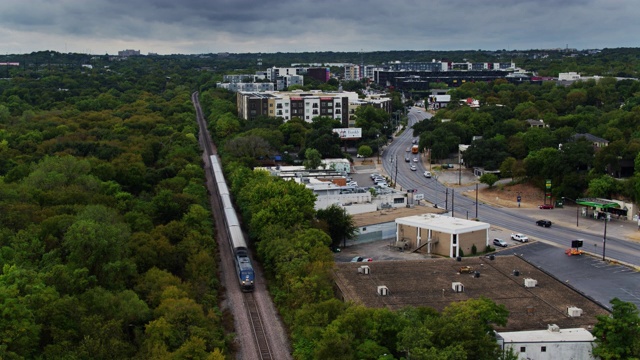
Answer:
510 233 529 243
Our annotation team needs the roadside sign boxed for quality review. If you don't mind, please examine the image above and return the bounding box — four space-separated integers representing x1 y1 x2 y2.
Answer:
415 194 424 201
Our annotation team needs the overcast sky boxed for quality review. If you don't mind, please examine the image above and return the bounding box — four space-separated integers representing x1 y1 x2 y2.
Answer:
0 0 637 55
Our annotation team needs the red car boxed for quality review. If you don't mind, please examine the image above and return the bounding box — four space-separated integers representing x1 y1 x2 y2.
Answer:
538 204 554 209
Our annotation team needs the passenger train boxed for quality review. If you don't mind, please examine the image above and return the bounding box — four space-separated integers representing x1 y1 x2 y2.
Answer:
210 154 255 292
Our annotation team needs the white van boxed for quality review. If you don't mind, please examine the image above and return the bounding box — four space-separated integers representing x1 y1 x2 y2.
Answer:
423 171 431 178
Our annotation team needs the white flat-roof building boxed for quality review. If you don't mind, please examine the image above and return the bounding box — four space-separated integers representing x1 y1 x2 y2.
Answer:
496 325 596 360
395 214 490 257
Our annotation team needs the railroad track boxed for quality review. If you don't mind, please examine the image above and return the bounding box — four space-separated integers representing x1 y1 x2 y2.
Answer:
244 292 273 360
193 91 281 359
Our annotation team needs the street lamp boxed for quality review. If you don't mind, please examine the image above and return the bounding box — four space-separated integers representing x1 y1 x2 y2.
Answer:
376 134 380 163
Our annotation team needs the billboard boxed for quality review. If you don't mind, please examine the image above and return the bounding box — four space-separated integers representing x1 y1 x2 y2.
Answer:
333 128 362 139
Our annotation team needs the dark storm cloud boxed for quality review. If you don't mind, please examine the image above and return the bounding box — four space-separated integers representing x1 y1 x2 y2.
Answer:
0 0 637 54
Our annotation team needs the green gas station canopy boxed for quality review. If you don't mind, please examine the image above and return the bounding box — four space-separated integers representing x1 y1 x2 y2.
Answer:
575 198 620 208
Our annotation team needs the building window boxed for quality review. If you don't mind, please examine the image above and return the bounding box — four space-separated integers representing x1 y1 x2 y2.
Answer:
327 102 333 107
270 103 273 107
520 347 526 353
285 110 288 113
541 346 546 352
313 109 318 115
394 198 404 204
277 104 282 108
313 103 318 108
336 109 341 114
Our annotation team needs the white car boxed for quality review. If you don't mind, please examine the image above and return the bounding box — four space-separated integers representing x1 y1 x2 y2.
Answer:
356 154 364 158
424 171 431 178
413 157 419 162
510 233 529 243
410 165 417 171
347 181 358 187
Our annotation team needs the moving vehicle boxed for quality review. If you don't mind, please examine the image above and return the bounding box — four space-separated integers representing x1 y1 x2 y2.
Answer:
510 233 529 243
411 145 419 154
351 256 373 262
210 155 255 292
405 156 410 162
493 238 508 247
424 171 431 178
410 165 417 171
539 204 554 209
536 219 552 227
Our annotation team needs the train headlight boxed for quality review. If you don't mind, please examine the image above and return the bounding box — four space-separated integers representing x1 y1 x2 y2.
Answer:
242 280 246 284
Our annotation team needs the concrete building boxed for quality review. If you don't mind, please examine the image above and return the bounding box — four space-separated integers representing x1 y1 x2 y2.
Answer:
236 90 391 125
497 325 596 360
395 213 490 258
217 82 274 92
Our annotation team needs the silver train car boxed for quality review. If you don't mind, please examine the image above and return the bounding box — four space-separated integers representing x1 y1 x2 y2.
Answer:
210 155 255 292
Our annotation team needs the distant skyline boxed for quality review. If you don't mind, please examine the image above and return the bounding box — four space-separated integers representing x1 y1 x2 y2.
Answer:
0 0 638 55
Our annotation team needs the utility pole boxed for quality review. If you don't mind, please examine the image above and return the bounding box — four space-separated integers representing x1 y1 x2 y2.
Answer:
602 216 608 261
394 155 398 189
452 189 455 217
475 183 479 218
445 188 449 211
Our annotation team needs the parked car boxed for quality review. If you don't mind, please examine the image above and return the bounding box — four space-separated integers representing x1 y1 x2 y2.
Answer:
347 181 358 187
356 154 364 158
410 165 417 171
424 171 431 178
370 173 381 179
412 139 418 144
510 233 529 242
351 256 373 262
536 219 552 227
539 204 554 209
493 238 508 247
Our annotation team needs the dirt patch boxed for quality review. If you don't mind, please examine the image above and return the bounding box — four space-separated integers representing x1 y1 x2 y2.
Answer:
473 182 546 209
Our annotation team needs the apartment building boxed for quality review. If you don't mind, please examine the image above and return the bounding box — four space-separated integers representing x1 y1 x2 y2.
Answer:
237 90 356 124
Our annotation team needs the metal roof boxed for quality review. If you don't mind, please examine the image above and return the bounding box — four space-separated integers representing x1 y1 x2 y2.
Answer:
576 198 620 208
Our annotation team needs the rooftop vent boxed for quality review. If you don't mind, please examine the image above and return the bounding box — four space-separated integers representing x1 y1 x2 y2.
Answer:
513 270 520 276
377 285 389 296
568 307 583 317
452 282 464 293
524 278 537 288
358 265 370 275
548 324 560 332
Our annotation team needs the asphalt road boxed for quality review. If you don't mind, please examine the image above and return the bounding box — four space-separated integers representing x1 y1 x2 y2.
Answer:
383 108 640 268
371 107 640 310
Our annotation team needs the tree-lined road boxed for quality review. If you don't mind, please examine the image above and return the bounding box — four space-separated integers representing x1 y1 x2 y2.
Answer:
382 108 640 268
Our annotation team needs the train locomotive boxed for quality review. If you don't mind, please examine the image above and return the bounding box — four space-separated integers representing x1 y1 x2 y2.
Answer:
210 155 255 292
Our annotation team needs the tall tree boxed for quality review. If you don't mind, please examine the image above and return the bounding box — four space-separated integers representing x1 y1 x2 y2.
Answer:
316 204 359 248
592 298 640 360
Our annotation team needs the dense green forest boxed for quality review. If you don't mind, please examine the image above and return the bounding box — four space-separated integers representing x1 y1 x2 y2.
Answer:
2 49 640 359
0 55 228 358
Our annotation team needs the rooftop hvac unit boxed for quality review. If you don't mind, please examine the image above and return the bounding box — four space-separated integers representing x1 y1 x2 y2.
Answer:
568 307 583 317
451 282 464 293
513 270 520 276
548 324 560 332
358 265 370 275
524 278 537 288
377 285 389 296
